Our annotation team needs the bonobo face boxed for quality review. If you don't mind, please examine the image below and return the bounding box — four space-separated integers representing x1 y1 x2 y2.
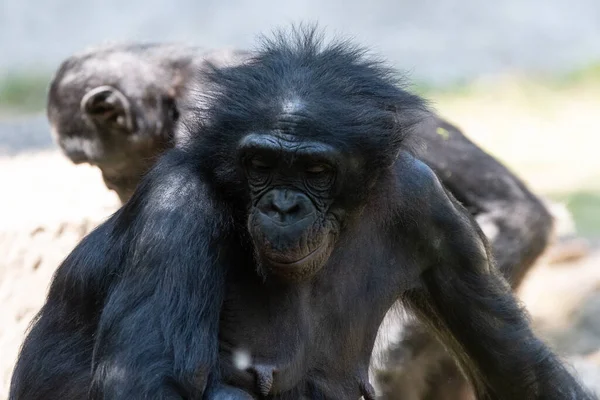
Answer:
238 133 344 281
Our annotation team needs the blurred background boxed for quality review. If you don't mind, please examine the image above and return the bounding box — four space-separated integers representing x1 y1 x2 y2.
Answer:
0 0 599 397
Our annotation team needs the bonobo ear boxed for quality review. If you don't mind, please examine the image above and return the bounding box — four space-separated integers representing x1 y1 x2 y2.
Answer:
80 85 135 132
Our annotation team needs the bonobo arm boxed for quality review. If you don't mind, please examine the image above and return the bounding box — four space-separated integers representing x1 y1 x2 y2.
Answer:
11 149 233 399
391 155 594 399
10 218 125 400
416 116 553 287
87 149 232 399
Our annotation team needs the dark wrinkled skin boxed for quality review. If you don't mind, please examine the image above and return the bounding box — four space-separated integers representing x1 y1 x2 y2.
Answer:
37 36 567 400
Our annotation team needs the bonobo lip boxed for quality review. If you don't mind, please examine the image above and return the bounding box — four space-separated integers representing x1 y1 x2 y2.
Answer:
266 243 327 268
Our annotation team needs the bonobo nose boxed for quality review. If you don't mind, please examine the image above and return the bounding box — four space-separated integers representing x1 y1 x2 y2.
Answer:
257 189 314 225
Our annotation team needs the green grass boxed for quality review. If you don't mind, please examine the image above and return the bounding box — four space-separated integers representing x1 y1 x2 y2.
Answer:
549 190 600 237
553 62 600 87
410 79 476 98
410 60 600 99
0 71 51 114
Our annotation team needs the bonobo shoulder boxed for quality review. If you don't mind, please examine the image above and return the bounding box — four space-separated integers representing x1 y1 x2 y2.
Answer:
121 149 225 227
391 152 463 226
393 152 448 203
392 151 490 267
132 150 205 204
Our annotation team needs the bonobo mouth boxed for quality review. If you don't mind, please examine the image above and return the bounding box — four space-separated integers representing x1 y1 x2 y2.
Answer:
257 236 333 281
266 242 327 268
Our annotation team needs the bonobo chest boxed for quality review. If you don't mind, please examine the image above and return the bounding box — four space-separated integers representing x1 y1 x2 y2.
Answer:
218 248 403 399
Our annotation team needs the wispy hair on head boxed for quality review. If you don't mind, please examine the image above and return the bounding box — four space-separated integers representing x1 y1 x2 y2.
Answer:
179 24 430 175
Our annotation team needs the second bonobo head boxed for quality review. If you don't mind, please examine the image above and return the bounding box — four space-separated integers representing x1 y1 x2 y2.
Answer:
47 44 188 203
182 27 428 281
47 44 250 203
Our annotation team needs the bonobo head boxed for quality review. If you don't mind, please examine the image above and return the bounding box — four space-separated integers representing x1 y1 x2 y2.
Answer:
237 132 343 280
47 43 250 202
181 28 428 281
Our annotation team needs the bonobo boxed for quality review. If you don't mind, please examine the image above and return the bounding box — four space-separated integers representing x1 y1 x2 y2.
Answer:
47 43 250 202
13 28 591 399
47 42 555 398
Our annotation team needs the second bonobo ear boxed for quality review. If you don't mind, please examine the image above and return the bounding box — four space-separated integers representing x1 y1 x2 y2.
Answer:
80 85 135 132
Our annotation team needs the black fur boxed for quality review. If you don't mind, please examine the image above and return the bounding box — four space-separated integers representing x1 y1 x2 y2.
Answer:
12 27 592 400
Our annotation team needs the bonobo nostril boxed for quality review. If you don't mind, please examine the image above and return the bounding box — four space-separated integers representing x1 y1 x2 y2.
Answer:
272 190 301 214
257 189 314 224
272 202 301 214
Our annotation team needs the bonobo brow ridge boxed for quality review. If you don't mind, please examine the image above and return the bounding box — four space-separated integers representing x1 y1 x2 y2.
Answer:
238 133 338 162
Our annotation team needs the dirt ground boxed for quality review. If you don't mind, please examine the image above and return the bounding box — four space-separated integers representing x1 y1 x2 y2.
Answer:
0 150 598 399
0 150 119 398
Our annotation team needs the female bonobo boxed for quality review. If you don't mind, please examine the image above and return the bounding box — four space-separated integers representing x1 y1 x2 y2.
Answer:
11 29 594 400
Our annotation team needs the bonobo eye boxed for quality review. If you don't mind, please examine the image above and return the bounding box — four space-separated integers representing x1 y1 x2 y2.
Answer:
305 164 328 174
249 158 273 172
304 163 335 191
244 156 275 185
